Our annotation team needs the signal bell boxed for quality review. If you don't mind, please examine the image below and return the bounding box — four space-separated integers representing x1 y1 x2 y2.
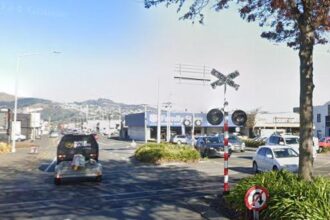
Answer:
183 119 191 127
231 110 247 126
206 109 224 125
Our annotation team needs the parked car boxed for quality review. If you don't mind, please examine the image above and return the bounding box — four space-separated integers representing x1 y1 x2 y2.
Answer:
252 145 299 173
195 136 232 158
318 137 330 152
170 135 188 145
54 134 102 185
186 136 200 146
226 134 245 152
266 133 319 156
13 134 26 142
49 131 59 138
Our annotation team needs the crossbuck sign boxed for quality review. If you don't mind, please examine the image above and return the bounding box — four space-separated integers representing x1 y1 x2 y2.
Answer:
210 69 240 90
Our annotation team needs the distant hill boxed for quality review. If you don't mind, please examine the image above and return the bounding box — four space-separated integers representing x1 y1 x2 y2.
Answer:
0 92 14 102
0 92 155 123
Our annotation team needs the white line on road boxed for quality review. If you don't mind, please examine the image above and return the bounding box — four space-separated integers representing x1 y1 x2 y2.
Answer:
45 157 57 172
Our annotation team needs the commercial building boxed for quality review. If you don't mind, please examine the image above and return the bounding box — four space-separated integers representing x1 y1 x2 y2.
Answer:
313 102 330 138
253 112 300 137
124 111 238 141
17 113 41 140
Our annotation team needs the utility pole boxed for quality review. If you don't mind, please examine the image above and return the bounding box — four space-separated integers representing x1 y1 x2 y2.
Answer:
157 79 161 144
163 102 172 142
191 112 195 146
144 104 148 143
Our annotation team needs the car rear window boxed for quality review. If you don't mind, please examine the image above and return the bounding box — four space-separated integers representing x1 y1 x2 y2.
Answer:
285 137 299 145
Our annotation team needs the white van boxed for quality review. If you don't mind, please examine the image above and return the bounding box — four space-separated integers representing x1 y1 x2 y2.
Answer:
266 134 319 157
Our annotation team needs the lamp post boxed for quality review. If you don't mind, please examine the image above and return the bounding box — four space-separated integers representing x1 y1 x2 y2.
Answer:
11 51 61 153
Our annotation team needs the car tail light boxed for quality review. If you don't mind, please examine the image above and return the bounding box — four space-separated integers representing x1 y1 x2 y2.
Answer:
58 154 66 160
90 153 97 159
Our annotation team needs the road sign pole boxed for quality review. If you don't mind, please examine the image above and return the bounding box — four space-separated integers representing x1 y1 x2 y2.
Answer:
253 210 259 220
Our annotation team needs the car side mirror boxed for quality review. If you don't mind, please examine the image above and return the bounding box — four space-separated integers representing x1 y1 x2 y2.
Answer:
266 154 273 159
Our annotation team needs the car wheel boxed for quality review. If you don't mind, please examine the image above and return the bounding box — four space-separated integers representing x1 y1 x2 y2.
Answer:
95 175 102 182
177 141 181 145
253 162 258 174
273 166 279 171
54 178 61 185
241 149 245 152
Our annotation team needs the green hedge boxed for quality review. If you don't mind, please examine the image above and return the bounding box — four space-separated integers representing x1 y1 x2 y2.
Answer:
225 170 330 220
134 143 200 164
242 139 266 148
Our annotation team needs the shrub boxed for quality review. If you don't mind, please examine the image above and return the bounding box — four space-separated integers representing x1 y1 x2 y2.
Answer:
135 143 200 164
242 139 265 148
225 170 330 219
0 142 10 154
319 147 330 153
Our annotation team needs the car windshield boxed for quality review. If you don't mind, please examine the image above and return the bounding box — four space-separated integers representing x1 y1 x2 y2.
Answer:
273 148 299 158
206 137 220 144
285 137 299 145
229 136 241 144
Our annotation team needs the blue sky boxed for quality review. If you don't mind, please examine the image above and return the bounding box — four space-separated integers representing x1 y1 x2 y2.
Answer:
0 0 329 113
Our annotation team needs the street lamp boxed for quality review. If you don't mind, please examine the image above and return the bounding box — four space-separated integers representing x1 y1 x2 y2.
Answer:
11 51 61 153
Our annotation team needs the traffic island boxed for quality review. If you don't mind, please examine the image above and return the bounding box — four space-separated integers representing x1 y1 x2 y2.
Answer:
134 143 200 164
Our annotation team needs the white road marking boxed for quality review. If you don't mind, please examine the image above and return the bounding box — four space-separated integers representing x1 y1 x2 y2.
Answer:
45 157 57 172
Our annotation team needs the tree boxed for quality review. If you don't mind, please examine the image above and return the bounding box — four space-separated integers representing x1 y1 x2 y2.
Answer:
145 0 330 181
246 108 260 137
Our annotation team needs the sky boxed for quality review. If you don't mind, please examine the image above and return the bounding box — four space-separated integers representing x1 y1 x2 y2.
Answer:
0 0 329 113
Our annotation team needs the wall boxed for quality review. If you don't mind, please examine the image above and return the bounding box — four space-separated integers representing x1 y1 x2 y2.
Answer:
127 126 145 141
314 103 329 137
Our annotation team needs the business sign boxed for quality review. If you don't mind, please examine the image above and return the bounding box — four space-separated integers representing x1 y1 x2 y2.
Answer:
146 112 236 127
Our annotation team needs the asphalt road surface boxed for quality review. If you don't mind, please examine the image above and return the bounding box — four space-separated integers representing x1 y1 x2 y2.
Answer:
0 136 329 220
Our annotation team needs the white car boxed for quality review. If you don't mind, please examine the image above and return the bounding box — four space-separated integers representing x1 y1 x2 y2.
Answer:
170 135 188 144
266 134 319 158
13 134 27 142
49 132 60 138
252 145 299 173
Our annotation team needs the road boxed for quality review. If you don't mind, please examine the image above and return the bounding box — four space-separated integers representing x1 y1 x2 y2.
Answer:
0 136 329 220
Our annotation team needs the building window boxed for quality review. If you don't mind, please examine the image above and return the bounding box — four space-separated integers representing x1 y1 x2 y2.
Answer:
326 116 330 127
317 114 321 123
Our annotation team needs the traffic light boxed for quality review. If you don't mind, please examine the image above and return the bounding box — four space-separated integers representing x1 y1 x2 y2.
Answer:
231 110 247 126
207 108 223 125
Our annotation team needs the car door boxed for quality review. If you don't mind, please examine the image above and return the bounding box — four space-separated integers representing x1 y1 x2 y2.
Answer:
264 148 275 171
255 148 266 171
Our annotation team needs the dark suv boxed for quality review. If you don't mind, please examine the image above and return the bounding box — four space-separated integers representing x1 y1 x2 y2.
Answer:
56 134 99 164
195 136 233 158
54 134 102 185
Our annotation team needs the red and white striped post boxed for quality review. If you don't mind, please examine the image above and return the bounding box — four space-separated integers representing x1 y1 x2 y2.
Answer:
223 99 230 194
